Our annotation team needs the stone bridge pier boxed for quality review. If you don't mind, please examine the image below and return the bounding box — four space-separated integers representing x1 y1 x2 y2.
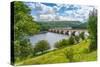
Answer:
48 29 88 36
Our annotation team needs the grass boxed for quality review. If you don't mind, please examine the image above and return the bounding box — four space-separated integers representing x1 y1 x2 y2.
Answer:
16 39 97 65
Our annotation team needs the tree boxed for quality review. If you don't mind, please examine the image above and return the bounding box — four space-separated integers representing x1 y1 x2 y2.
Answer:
79 32 85 40
13 1 40 62
14 40 21 61
14 2 40 39
14 39 34 61
54 39 69 48
54 36 75 49
20 39 33 59
34 40 50 54
60 39 68 46
88 8 97 51
68 36 75 45
74 35 80 43
54 41 62 48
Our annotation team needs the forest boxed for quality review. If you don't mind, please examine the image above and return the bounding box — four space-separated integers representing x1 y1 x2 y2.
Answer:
37 21 88 31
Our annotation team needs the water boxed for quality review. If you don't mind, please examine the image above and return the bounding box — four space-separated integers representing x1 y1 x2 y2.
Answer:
29 32 69 49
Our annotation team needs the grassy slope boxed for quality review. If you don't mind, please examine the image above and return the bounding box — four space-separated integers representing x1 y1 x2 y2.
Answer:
17 39 97 65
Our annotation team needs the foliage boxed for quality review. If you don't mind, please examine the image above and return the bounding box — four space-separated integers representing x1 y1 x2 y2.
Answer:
88 8 97 51
79 32 85 40
54 39 69 48
16 39 97 65
68 36 75 45
19 39 33 59
74 35 80 44
14 39 34 61
64 48 74 62
54 41 62 48
34 40 50 54
14 40 20 59
14 2 40 39
54 36 79 49
37 21 86 31
73 22 88 29
89 39 97 51
13 1 40 62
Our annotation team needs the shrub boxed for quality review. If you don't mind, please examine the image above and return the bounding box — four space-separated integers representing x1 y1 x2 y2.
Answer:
54 39 69 48
61 39 69 46
19 39 33 59
54 41 62 48
89 39 97 52
64 48 74 62
79 32 85 40
68 36 75 45
34 40 50 54
74 35 80 44
14 39 34 62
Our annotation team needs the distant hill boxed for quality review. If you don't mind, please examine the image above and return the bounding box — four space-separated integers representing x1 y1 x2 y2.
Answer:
36 21 87 30
37 21 81 25
72 22 88 29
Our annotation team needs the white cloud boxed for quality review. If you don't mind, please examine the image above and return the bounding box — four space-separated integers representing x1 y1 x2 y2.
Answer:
26 2 95 22
39 14 56 21
35 3 56 14
39 14 79 21
59 16 78 21
74 6 94 21
25 2 36 9
64 5 94 22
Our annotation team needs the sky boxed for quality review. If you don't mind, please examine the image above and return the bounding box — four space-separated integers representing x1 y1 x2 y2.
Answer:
25 2 95 22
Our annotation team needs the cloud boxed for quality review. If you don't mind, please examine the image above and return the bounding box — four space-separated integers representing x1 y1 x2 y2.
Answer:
74 6 94 21
39 14 56 21
25 2 36 9
59 16 78 21
25 2 95 22
39 14 79 21
35 3 56 14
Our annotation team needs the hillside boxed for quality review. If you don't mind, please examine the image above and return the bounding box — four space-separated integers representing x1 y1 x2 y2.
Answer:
36 21 87 30
16 39 97 65
37 21 81 27
73 22 88 29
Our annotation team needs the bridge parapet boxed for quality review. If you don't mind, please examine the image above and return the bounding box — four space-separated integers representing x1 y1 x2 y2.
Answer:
48 28 88 36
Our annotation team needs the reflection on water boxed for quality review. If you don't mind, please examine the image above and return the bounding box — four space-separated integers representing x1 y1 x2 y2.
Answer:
29 32 69 49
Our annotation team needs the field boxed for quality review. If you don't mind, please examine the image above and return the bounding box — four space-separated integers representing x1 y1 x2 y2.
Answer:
16 39 97 65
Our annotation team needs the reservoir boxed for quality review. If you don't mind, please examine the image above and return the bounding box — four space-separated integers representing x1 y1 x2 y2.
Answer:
29 32 69 49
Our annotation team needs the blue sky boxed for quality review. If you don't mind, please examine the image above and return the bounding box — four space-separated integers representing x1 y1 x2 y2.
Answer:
25 2 95 22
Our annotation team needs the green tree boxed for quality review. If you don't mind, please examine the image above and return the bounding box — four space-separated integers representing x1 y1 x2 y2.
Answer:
54 41 62 48
88 8 97 51
34 40 50 54
54 39 69 48
14 40 21 61
16 39 33 59
14 2 40 39
68 36 75 45
60 39 68 46
13 1 40 62
79 32 85 40
54 36 75 49
14 39 34 61
74 35 80 43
